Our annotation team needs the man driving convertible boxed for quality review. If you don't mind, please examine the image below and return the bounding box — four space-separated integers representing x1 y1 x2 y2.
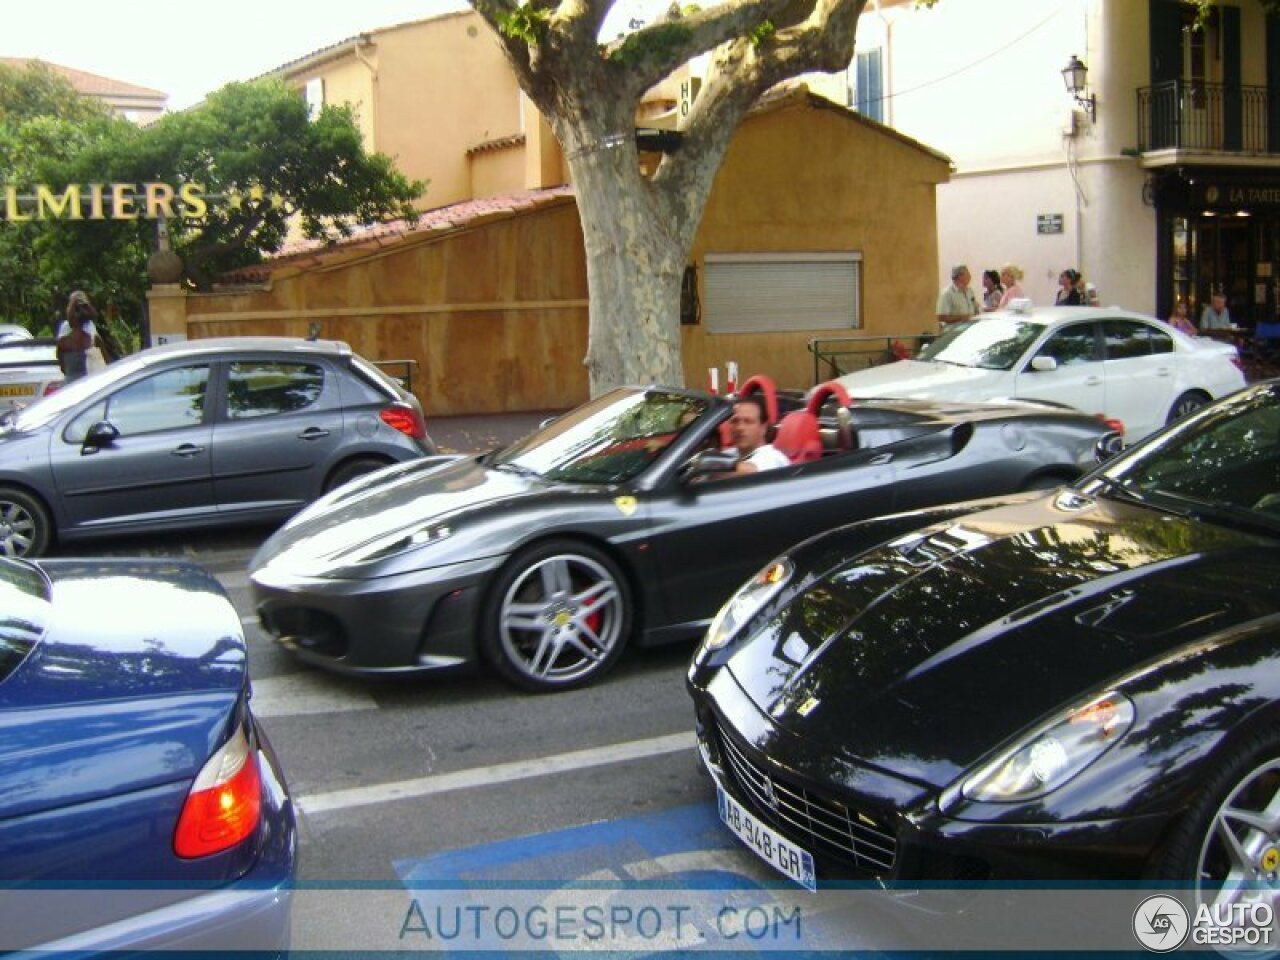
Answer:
725 395 791 474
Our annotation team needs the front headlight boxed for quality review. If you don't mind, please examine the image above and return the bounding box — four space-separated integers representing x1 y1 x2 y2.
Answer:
944 691 1134 807
331 522 453 568
701 559 793 652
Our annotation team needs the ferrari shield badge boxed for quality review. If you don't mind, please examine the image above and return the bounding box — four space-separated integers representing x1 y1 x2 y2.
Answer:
613 496 638 517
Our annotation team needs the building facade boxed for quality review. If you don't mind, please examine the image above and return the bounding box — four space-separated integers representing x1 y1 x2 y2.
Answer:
831 0 1280 327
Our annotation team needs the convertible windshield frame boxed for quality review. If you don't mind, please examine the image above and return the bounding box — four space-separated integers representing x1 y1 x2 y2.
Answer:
916 317 1046 371
492 387 714 486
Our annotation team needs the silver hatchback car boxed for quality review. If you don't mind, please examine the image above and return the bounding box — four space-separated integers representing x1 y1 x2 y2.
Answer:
0 337 437 556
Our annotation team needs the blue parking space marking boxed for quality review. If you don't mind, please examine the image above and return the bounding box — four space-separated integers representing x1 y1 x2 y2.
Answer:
393 802 896 957
396 802 744 889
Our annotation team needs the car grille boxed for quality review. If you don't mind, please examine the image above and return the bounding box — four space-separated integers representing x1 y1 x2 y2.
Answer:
713 721 897 876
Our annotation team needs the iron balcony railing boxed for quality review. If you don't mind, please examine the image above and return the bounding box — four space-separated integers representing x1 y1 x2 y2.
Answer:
808 334 935 385
1138 80 1280 154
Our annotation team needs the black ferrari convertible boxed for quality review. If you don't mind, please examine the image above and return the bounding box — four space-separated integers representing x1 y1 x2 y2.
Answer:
689 378 1280 902
250 378 1118 691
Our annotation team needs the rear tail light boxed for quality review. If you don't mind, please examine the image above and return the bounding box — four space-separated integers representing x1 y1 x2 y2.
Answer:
1096 416 1125 435
1230 355 1245 373
379 402 427 440
173 725 262 859
43 381 63 396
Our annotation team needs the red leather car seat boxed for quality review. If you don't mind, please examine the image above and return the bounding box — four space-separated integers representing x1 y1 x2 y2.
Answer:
773 410 823 463
807 381 855 451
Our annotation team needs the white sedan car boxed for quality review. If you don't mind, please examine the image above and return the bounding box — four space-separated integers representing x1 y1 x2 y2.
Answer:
835 305 1247 441
0 338 63 413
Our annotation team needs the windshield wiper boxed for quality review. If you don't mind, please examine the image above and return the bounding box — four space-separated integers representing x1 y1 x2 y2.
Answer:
493 460 542 480
1084 473 1154 507
1146 488 1280 536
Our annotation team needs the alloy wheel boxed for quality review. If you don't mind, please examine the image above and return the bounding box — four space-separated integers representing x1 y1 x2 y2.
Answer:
497 552 625 686
1193 757 1280 917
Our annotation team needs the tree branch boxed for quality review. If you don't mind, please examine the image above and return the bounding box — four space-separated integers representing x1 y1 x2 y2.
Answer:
601 0 798 101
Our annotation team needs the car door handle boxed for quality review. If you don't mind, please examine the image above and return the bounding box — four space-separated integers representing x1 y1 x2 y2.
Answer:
1156 367 1172 377
297 427 331 441
869 453 894 465
1085 376 1102 386
171 443 206 458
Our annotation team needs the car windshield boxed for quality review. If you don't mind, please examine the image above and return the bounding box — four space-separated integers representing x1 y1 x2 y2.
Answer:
492 387 711 484
1081 382 1280 534
0 558 49 682
916 317 1045 371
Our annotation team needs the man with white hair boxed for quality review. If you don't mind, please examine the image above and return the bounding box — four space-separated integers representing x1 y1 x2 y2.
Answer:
936 264 980 326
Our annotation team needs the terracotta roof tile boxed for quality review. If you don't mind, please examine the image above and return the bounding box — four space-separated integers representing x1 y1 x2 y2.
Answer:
0 58 166 99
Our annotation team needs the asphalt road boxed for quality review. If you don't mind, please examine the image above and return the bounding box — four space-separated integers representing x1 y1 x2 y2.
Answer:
66 425 751 950
76 516 707 879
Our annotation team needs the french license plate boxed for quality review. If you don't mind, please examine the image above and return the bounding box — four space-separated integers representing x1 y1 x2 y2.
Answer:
717 785 816 891
0 384 35 397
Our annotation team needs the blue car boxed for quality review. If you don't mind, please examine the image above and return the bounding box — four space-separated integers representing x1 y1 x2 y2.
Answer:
0 556 296 954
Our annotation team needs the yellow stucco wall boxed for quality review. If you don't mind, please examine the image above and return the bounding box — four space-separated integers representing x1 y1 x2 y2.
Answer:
471 144 528 200
686 97 949 389
297 57 377 149
365 13 527 208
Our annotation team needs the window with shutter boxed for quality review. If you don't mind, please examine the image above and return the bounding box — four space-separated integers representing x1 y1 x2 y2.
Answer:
703 253 862 334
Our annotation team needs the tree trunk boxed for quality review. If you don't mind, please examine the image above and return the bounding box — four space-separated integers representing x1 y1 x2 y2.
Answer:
565 138 688 396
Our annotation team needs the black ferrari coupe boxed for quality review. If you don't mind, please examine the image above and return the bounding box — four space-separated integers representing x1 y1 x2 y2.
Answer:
250 378 1118 691
689 378 1280 904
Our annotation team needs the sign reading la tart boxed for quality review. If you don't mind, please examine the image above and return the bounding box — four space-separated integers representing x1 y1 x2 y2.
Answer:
3 182 211 221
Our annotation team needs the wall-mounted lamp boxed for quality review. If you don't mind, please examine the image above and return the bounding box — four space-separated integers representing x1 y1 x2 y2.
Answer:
1061 54 1096 122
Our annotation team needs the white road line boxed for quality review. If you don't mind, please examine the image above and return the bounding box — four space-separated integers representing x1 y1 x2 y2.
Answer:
249 673 379 718
298 731 698 816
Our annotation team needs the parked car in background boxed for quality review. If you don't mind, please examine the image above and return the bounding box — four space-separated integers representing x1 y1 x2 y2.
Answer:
0 337 62 413
0 323 33 344
690 378 1280 898
833 304 1246 442
250 377 1120 692
0 555 295 953
0 337 436 557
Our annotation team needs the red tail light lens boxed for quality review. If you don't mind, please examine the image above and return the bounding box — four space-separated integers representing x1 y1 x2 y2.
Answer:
174 726 262 859
43 381 63 396
379 402 427 440
1095 415 1125 435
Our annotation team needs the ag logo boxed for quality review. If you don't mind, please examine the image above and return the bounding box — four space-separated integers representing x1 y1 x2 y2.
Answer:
1133 894 1190 952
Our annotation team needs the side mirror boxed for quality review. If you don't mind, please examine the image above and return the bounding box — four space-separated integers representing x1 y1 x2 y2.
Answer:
1030 356 1059 373
679 449 739 481
83 420 119 449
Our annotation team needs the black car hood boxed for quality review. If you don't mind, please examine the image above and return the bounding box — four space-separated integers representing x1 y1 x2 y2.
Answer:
726 491 1280 789
252 454 547 573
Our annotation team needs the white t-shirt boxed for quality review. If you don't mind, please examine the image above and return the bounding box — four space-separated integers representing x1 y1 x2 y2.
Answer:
743 444 792 471
57 319 97 338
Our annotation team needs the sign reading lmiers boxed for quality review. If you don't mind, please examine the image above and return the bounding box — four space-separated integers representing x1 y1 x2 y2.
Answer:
2 182 285 221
